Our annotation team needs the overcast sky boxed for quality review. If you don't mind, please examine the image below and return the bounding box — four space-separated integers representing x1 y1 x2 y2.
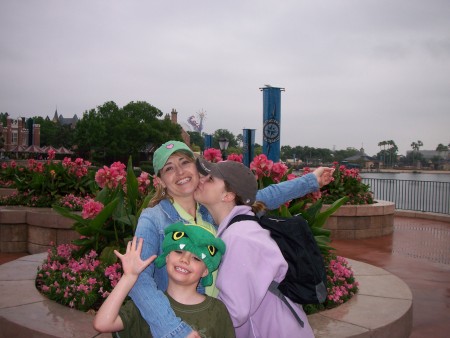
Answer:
1 0 449 156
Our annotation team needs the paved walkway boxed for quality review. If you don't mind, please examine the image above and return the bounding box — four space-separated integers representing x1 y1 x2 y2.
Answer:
1 215 449 337
332 216 450 338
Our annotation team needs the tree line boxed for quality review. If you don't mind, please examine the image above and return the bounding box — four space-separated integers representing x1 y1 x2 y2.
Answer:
2 101 448 168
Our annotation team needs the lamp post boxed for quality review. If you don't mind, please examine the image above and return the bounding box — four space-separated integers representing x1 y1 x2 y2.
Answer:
218 137 229 160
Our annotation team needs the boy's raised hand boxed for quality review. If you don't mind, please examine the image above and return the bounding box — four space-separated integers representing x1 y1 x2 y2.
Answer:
114 237 156 278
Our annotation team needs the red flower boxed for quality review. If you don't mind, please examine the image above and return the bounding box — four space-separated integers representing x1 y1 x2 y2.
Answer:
250 154 273 179
203 148 223 163
227 153 243 163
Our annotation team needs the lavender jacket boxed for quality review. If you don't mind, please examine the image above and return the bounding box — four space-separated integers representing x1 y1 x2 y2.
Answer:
216 205 315 338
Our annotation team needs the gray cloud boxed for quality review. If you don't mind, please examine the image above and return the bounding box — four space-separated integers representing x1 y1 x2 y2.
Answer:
1 0 449 156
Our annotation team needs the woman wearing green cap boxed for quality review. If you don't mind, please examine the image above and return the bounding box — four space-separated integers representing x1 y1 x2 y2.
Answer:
94 223 235 337
129 140 333 338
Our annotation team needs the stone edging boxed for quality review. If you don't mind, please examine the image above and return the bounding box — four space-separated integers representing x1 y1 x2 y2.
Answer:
0 254 412 338
0 202 399 255
322 200 396 240
0 206 78 254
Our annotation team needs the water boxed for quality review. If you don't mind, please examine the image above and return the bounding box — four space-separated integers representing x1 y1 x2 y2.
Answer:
360 172 450 214
360 172 450 183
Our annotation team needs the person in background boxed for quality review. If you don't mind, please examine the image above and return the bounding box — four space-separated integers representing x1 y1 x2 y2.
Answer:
129 140 333 338
194 158 314 337
93 222 234 338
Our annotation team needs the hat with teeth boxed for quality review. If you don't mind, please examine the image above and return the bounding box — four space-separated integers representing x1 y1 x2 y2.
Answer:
155 222 226 286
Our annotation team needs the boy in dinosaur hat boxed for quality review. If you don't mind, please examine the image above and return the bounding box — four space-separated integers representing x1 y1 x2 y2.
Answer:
94 222 235 338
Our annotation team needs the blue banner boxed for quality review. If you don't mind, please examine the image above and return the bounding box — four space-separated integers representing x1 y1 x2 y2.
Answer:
242 128 255 167
203 134 213 150
261 86 284 162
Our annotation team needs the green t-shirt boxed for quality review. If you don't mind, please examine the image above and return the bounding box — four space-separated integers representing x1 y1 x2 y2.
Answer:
116 294 235 338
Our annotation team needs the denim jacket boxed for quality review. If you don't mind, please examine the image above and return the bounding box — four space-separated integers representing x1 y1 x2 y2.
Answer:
129 173 318 338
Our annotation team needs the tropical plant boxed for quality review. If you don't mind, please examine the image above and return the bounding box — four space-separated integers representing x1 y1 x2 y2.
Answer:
315 163 374 205
0 151 96 207
52 157 153 265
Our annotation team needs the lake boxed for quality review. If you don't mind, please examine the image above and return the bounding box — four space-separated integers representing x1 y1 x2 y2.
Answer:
360 172 450 183
360 172 450 214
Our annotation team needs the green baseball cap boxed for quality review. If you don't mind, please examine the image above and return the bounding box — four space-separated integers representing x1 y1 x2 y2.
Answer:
153 141 194 175
155 222 226 287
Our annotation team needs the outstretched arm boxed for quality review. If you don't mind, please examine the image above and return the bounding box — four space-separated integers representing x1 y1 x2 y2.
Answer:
256 167 334 210
93 237 156 333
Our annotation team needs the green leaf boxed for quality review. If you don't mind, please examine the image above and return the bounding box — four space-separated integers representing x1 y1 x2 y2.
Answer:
99 245 120 265
314 196 349 228
88 198 120 231
288 199 307 215
52 205 87 224
126 156 139 214
72 237 95 247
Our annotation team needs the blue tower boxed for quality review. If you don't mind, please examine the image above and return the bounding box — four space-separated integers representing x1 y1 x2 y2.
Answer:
260 85 284 162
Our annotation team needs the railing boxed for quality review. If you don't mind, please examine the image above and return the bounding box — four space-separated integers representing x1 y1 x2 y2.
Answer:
362 178 450 215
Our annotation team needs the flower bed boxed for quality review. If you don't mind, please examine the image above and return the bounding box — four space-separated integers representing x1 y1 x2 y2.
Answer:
2 151 364 314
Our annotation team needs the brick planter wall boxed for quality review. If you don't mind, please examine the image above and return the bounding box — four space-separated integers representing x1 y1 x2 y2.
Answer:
0 200 398 253
322 200 395 239
0 206 78 254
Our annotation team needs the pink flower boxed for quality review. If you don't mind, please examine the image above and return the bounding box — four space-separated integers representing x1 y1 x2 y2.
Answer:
95 161 127 189
137 171 152 194
250 154 273 179
227 153 243 162
271 162 288 183
81 199 104 219
48 149 56 160
203 148 223 163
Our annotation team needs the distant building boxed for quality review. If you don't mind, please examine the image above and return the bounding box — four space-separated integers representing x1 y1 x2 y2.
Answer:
343 148 377 169
0 117 41 151
165 108 190 145
51 109 79 128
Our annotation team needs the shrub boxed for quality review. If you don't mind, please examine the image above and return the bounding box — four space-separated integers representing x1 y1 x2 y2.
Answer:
35 242 122 312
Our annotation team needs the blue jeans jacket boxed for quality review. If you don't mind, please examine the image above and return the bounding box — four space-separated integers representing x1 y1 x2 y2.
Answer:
129 173 318 338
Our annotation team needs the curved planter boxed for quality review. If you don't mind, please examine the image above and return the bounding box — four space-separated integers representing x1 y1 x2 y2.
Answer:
0 206 78 254
322 200 395 240
0 254 412 338
0 201 396 254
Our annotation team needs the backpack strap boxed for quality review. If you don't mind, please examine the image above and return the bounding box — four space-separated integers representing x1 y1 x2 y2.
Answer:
226 214 259 229
269 281 304 328
226 214 305 328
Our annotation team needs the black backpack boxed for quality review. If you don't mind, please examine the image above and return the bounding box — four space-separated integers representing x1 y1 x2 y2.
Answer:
226 214 328 327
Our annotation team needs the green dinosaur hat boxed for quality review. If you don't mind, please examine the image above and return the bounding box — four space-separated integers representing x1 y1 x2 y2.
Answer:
155 222 226 287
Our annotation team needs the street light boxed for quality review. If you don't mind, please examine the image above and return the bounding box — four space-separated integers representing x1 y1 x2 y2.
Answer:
218 137 229 160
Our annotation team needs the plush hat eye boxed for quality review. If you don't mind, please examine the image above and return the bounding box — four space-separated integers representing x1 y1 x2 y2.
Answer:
172 231 187 241
208 245 217 256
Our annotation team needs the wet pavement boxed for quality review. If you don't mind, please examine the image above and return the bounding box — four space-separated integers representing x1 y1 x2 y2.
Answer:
1 216 449 337
332 216 450 338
